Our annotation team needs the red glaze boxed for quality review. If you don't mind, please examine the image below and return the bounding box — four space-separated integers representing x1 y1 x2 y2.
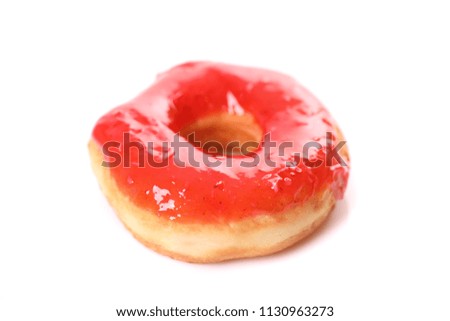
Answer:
92 62 349 223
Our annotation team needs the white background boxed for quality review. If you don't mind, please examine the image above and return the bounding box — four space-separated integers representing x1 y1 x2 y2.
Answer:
1 1 449 320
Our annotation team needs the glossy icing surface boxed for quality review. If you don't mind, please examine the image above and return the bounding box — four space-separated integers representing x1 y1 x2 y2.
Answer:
92 62 349 223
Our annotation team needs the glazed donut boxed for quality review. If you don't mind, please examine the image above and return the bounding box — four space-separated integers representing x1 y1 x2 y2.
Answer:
89 62 350 263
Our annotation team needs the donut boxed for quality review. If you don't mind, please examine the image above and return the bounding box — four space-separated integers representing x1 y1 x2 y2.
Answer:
89 62 350 263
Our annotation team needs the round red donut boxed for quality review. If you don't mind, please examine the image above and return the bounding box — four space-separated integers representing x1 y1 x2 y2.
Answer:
89 61 349 262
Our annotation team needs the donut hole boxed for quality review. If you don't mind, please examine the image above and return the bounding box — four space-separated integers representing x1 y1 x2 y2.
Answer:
179 113 263 157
